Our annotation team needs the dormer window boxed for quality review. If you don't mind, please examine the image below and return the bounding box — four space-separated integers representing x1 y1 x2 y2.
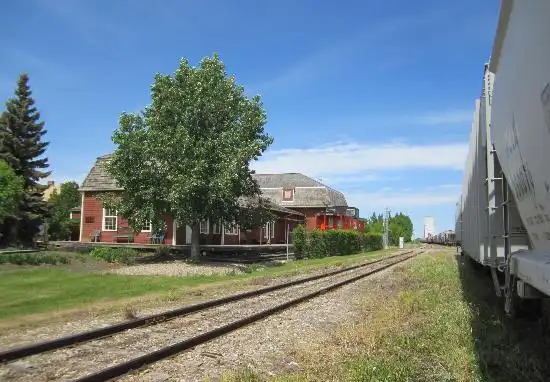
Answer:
282 188 294 201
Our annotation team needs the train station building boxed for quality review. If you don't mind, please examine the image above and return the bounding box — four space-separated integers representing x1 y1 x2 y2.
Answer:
77 154 363 246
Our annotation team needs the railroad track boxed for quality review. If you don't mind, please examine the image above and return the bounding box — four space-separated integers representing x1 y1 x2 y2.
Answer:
0 249 421 381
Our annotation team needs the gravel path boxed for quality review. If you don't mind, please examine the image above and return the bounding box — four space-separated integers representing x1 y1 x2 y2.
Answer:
108 261 247 277
0 251 421 382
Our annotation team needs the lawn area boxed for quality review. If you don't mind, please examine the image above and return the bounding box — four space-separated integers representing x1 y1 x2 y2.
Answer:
223 250 549 382
0 248 399 321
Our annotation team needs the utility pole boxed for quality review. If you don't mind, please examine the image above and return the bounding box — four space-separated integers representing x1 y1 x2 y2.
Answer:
383 207 391 249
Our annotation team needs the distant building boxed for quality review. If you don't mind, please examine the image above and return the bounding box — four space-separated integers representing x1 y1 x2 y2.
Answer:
43 180 61 201
423 216 435 239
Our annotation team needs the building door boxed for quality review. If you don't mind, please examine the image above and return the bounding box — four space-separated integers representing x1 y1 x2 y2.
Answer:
175 224 186 245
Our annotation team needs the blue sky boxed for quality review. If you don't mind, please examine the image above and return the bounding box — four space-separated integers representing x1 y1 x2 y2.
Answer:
0 0 501 236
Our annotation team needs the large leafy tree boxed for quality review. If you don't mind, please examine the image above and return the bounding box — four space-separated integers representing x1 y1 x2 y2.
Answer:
364 211 413 244
389 212 413 244
46 181 81 241
105 54 273 259
0 74 50 245
0 160 24 229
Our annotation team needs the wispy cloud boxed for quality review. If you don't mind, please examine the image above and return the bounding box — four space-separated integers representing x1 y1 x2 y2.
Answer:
321 173 389 184
36 0 128 44
407 110 473 125
2 45 78 84
253 141 467 176
254 8 446 94
347 185 460 210
313 109 474 131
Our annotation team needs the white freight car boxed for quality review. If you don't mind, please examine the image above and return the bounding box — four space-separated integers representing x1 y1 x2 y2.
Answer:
456 0 550 316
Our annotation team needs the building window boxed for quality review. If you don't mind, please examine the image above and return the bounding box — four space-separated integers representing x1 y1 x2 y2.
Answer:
200 219 209 234
282 188 294 201
224 221 239 235
213 219 221 234
264 221 275 239
103 208 117 231
328 216 334 227
142 220 152 232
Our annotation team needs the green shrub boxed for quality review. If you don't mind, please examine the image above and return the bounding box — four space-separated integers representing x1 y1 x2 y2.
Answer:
308 229 327 258
319 229 363 257
291 227 383 259
0 252 70 265
291 224 307 259
363 232 383 251
90 247 138 265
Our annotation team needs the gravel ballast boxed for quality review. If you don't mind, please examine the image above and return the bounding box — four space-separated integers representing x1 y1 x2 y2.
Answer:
0 251 424 382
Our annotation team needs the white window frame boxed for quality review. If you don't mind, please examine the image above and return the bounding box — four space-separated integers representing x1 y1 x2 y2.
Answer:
213 219 221 234
200 219 210 234
224 221 239 235
142 220 152 232
102 208 118 231
264 221 275 239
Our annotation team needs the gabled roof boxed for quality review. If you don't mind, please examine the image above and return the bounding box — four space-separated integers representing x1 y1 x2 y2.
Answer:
80 154 121 191
253 173 348 207
80 155 348 208
252 173 324 188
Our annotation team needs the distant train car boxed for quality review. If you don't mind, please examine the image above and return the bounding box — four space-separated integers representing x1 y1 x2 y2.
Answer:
420 230 456 246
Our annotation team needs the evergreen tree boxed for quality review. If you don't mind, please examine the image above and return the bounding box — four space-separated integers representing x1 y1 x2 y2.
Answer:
0 73 50 245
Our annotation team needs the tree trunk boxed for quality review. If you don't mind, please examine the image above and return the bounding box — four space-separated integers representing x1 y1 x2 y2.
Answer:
190 222 201 262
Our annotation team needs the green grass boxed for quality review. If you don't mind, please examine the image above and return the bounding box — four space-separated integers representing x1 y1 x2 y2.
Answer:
0 249 394 320
224 251 549 382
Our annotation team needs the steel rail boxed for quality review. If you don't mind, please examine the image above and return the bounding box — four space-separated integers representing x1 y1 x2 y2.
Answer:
0 250 412 363
74 252 417 382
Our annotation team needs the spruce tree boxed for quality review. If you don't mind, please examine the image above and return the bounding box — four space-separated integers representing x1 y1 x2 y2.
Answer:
0 73 50 245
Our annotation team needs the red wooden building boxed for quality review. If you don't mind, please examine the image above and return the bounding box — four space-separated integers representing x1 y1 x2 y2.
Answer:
78 155 363 246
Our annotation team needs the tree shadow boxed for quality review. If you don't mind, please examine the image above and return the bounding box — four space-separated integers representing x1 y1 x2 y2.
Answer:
456 253 550 381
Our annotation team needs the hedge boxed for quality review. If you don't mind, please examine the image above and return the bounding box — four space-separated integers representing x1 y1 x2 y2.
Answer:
291 226 383 259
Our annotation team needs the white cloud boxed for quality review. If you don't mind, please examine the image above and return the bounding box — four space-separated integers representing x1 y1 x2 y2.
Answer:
320 173 394 185
253 142 467 176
